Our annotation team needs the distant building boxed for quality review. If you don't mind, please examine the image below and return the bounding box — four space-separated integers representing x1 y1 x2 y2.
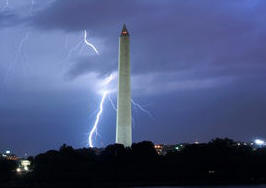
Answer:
1 150 19 161
154 144 187 155
154 144 164 155
16 159 31 173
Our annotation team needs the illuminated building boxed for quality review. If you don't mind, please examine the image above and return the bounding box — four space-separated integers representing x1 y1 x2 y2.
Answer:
16 160 31 173
1 150 19 161
154 144 164 155
154 144 186 155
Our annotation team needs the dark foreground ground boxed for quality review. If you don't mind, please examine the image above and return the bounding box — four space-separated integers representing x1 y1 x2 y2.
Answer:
1 138 266 188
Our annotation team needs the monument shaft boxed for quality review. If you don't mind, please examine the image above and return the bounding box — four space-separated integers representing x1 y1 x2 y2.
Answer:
116 25 132 146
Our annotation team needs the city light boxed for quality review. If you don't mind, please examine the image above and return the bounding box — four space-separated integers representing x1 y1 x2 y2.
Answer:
254 139 265 146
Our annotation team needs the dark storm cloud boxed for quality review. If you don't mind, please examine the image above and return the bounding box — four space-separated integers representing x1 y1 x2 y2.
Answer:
30 0 145 31
65 55 116 80
31 0 266 82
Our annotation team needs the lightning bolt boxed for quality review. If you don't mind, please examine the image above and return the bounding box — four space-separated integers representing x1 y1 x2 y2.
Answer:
131 99 154 119
65 40 83 60
63 30 98 70
84 30 99 55
18 32 31 76
87 74 153 147
1 32 31 90
80 29 151 147
107 94 153 118
18 32 30 58
65 30 98 60
63 29 103 147
88 90 109 148
107 94 152 130
88 74 114 148
0 1 33 92
62 33 83 72
108 95 117 111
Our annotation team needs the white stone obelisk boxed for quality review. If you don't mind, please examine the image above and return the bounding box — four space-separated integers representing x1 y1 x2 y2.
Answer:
116 24 132 147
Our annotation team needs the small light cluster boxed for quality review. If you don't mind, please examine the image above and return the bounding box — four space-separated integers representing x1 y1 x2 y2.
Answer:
1 150 19 161
16 160 31 174
154 144 164 155
154 144 185 155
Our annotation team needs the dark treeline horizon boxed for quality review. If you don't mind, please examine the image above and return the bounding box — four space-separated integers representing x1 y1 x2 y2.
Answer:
1 137 266 187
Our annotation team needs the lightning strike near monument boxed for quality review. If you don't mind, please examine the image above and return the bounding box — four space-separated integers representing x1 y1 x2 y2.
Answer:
131 99 154 119
88 74 114 148
89 25 132 148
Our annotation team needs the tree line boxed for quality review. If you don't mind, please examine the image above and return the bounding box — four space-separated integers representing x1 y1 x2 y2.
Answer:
1 138 266 187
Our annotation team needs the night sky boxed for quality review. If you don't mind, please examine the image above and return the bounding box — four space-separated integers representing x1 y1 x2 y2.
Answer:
1 0 266 156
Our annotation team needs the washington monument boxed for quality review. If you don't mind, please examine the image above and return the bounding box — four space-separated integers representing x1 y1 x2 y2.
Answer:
116 24 132 147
